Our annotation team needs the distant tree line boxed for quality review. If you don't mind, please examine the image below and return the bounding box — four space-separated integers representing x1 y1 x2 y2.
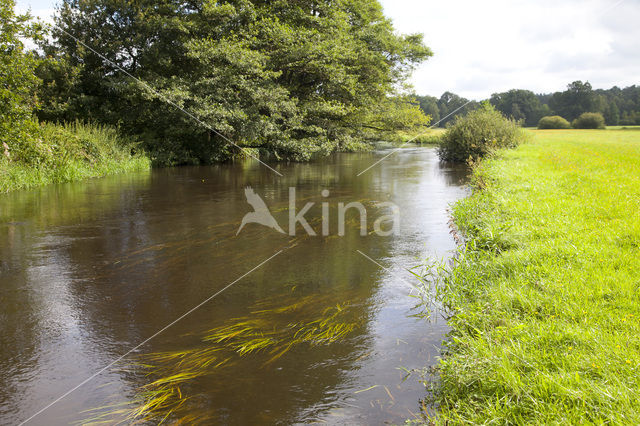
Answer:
417 81 640 127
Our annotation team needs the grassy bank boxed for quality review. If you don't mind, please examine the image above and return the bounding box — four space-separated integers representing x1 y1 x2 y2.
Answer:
388 128 445 144
1 122 150 193
433 129 640 423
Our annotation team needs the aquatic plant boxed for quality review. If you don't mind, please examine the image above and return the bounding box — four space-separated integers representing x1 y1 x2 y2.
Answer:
82 294 363 424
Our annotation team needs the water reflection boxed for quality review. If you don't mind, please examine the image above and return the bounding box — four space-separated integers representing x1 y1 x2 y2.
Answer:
0 148 468 425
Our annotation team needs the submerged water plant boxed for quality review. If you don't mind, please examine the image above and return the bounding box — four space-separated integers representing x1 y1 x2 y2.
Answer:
82 293 364 424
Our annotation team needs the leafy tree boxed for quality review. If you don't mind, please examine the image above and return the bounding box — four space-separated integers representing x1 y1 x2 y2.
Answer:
548 81 598 121
620 111 640 125
357 96 430 136
39 0 432 165
415 95 440 126
437 92 477 127
0 0 44 160
604 102 620 126
490 89 546 127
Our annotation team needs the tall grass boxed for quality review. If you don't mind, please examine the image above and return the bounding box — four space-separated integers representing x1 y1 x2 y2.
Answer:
429 129 640 423
0 121 150 193
387 128 445 145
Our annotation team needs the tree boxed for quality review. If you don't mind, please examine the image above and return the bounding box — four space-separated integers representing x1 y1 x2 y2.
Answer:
548 81 597 121
39 0 432 165
0 0 44 158
490 89 546 127
415 95 440 126
437 92 477 127
604 102 620 126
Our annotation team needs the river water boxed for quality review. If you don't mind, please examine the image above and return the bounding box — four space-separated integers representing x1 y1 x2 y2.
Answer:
0 147 468 425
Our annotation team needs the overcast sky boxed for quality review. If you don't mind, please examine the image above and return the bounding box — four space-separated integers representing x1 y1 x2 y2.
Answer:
16 0 640 100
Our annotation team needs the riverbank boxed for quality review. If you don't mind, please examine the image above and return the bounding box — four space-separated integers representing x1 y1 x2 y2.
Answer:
0 122 150 193
434 129 640 423
388 128 445 144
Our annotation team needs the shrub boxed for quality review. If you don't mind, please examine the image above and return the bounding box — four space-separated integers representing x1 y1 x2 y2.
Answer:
538 115 571 129
572 112 606 129
437 103 525 163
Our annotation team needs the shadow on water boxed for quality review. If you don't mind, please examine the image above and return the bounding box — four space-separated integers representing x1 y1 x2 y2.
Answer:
0 147 469 425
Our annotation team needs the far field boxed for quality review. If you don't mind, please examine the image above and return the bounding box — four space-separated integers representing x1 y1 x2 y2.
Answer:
434 129 640 423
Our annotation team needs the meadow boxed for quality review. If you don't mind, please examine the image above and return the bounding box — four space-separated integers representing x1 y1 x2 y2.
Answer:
433 129 640 423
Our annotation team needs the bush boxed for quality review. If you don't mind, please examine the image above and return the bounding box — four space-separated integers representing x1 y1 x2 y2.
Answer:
572 112 606 129
538 115 571 129
437 103 525 163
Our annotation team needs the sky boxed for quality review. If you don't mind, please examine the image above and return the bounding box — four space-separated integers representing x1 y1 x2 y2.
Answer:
15 0 640 100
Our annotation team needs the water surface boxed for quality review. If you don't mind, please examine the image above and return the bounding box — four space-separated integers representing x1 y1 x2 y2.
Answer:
0 147 468 424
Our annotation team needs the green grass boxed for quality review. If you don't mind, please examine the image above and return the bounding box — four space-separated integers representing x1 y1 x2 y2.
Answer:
389 128 445 145
0 121 150 193
432 129 640 423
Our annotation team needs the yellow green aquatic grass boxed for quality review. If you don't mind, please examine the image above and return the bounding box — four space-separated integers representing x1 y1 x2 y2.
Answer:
431 129 640 423
82 293 363 424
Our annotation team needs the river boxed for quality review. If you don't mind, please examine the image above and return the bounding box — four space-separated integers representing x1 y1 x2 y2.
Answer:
0 147 468 425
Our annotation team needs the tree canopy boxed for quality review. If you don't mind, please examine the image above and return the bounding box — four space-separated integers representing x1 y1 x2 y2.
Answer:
0 0 43 155
38 0 432 165
548 81 598 122
489 89 549 127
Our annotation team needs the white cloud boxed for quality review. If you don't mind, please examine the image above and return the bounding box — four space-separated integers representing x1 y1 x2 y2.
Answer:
15 0 55 23
379 0 640 99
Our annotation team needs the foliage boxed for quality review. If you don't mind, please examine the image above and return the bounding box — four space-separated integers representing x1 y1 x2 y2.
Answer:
548 81 599 121
490 89 549 127
0 121 150 192
437 103 525 163
414 92 480 128
595 85 640 125
437 91 479 126
537 115 571 129
604 100 620 125
420 83 640 131
356 96 431 140
387 128 444 144
0 0 44 153
431 129 640 423
572 112 606 129
414 95 440 126
38 0 432 165
619 110 640 126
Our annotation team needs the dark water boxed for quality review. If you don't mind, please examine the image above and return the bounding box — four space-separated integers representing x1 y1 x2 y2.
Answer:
0 147 468 425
